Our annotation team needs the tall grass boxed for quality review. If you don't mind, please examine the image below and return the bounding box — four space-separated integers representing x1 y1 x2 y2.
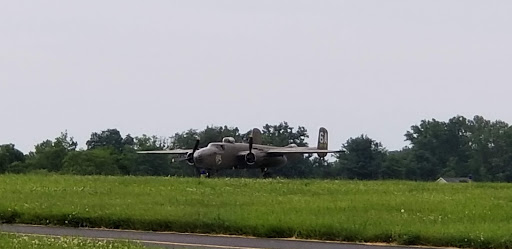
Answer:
0 232 148 249
1 174 511 248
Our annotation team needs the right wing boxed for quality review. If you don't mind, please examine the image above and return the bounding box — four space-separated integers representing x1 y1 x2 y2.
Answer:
136 149 192 155
266 148 342 154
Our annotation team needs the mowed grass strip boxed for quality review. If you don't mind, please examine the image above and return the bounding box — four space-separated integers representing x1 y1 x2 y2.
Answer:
0 232 149 249
0 175 511 249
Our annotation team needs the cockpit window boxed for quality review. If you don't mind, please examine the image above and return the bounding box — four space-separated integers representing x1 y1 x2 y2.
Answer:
208 144 225 150
222 137 236 143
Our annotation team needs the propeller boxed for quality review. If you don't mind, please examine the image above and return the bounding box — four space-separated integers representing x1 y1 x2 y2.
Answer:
186 137 200 165
249 136 253 153
171 157 187 164
193 137 200 152
245 136 256 165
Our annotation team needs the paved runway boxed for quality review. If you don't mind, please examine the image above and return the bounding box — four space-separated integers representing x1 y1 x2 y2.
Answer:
0 224 445 249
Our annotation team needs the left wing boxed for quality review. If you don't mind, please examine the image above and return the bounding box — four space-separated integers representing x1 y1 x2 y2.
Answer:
266 147 342 154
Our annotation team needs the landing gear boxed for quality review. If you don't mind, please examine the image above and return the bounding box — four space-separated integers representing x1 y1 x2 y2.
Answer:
261 168 272 178
196 169 211 178
203 170 211 178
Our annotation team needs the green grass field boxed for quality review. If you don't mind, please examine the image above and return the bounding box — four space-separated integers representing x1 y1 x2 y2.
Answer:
0 232 148 249
0 174 511 248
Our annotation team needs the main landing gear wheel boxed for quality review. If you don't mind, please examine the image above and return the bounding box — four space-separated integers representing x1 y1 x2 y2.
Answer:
261 168 272 178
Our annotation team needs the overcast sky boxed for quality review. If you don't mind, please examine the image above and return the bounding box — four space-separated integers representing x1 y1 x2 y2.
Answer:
1 1 511 153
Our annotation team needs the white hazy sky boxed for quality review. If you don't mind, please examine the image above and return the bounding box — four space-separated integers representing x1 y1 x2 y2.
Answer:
1 1 511 153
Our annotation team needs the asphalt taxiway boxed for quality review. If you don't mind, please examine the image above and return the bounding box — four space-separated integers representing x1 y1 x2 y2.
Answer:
0 224 447 249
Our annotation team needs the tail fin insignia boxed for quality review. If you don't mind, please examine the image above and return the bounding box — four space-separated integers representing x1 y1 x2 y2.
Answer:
317 127 328 158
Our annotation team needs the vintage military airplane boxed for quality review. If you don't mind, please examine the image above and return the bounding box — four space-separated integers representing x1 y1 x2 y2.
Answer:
137 127 341 177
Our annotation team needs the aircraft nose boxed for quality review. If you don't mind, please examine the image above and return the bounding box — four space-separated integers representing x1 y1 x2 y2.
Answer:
194 149 207 165
194 154 204 164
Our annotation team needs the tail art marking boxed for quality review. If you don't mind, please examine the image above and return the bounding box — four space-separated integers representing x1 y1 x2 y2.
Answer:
317 127 328 158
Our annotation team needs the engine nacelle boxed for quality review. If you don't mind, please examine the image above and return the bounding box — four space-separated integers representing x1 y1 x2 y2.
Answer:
245 152 256 165
186 152 195 166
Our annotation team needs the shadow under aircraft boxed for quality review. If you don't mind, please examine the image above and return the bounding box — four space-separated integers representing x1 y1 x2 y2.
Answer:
137 127 342 177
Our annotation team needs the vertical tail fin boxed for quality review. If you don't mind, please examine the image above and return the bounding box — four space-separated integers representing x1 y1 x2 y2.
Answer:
251 128 262 144
317 127 328 158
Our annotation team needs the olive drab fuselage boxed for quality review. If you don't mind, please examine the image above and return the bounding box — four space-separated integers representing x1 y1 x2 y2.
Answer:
193 142 288 170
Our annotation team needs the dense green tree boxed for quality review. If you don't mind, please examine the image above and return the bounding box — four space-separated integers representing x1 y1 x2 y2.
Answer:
466 116 494 180
129 135 174 176
6 161 27 174
84 129 146 175
86 129 125 152
23 131 78 172
405 116 473 180
62 148 120 175
122 134 135 147
171 126 241 149
405 119 451 168
335 135 386 179
309 157 336 178
171 129 200 149
403 115 512 181
484 125 512 181
380 149 413 179
261 122 308 147
0 144 25 173
134 135 170 151
443 116 472 176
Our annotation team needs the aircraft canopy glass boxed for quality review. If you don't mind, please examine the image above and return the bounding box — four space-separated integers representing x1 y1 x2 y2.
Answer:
222 137 236 144
208 143 225 150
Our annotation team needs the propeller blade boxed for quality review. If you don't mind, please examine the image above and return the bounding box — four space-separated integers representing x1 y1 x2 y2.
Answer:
171 157 188 164
245 136 256 165
192 138 200 154
249 136 253 153
185 137 200 166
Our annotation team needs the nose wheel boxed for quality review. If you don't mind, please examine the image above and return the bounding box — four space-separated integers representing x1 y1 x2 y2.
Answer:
195 168 213 178
195 168 210 178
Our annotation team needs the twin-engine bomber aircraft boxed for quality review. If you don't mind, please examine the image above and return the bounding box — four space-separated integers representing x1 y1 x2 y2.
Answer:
137 127 341 177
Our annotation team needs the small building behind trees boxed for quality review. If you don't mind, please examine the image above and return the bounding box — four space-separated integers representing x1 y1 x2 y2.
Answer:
436 177 472 183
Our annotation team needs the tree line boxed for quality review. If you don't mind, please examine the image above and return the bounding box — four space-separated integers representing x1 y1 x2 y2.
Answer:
2 116 512 181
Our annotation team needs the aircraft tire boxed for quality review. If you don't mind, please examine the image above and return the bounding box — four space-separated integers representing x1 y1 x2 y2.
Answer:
262 171 272 178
